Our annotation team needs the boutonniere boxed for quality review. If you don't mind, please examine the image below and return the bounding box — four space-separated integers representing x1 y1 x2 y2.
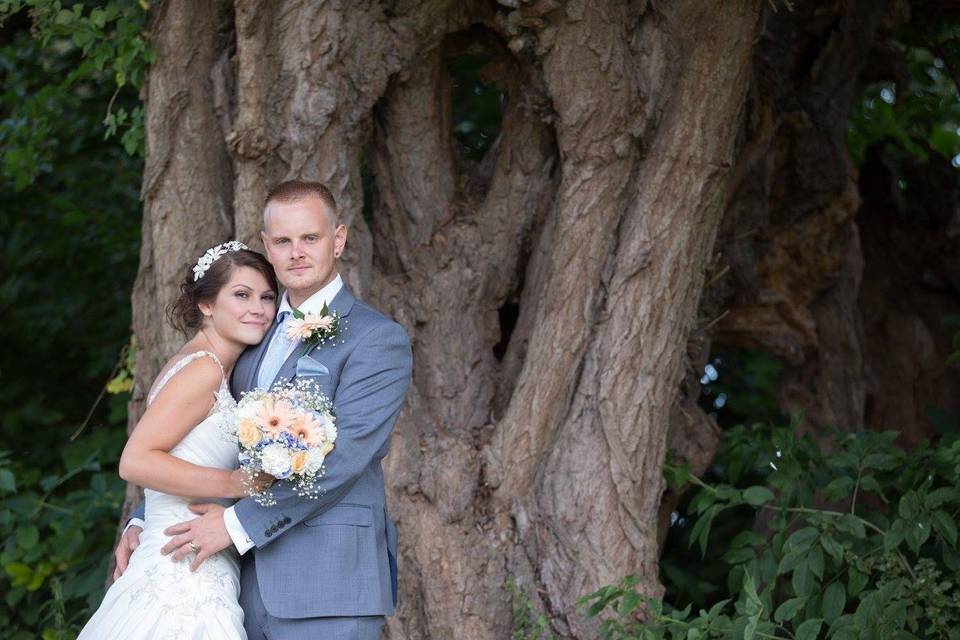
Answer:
286 303 343 354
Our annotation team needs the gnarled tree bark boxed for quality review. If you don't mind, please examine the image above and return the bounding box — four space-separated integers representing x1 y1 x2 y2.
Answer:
121 1 957 638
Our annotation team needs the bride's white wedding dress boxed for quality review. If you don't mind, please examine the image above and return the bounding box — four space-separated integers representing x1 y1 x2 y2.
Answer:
78 351 246 640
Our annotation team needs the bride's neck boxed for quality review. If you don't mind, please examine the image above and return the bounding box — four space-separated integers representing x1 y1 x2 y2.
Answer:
191 328 244 371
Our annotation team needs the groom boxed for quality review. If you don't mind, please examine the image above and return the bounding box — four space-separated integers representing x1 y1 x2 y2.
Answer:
116 180 412 639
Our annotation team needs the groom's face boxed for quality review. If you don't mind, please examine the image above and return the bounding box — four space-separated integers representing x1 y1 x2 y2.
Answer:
261 194 347 305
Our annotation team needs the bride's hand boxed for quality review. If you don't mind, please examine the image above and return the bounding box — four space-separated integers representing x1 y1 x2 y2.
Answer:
227 468 274 497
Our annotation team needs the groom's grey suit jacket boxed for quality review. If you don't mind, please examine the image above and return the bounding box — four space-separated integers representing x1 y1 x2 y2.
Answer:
230 284 412 619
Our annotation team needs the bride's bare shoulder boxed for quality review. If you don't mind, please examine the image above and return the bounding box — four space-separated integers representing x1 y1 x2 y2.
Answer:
148 350 223 404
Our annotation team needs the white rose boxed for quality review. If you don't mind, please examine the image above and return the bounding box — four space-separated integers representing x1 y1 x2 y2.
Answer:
304 448 327 474
260 443 292 479
237 400 260 421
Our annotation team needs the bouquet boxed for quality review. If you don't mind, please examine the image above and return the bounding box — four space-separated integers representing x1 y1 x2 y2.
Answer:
220 378 337 505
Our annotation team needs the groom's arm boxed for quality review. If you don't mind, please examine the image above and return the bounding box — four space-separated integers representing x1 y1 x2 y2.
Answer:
127 500 146 525
233 321 412 548
114 500 146 578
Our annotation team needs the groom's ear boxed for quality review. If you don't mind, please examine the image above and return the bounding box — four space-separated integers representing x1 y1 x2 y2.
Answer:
334 224 348 255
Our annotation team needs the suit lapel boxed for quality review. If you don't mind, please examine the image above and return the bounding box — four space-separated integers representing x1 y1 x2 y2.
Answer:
271 285 356 386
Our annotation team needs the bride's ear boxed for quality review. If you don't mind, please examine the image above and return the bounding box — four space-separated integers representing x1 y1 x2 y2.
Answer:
197 301 214 319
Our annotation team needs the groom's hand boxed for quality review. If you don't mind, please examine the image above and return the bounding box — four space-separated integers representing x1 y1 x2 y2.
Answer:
161 503 231 571
113 525 142 580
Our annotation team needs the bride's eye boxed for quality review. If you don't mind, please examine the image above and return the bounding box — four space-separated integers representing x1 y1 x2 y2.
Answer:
235 291 249 299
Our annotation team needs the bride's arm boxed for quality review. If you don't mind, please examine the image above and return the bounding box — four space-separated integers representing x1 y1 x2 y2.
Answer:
119 357 246 499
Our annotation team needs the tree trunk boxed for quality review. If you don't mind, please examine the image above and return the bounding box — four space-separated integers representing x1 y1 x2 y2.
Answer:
710 0 960 445
121 1 762 637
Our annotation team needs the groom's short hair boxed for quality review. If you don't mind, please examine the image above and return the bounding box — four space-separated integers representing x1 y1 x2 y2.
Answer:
264 180 338 221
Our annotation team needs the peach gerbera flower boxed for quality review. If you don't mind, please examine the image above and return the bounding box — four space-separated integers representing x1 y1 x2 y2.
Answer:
255 397 297 436
289 413 325 446
285 313 335 341
286 318 314 341
307 314 334 331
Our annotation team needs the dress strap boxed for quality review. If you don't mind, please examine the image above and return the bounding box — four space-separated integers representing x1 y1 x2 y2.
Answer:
147 350 225 406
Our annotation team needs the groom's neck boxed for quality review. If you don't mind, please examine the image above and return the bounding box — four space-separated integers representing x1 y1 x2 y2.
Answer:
286 274 337 308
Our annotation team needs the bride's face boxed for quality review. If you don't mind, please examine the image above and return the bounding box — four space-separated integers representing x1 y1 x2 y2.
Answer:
200 266 277 345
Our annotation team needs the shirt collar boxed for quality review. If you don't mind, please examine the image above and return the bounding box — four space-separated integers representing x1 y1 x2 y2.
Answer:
277 273 343 320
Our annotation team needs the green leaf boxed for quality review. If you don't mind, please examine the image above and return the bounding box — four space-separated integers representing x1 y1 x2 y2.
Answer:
825 477 855 501
820 533 844 562
884 520 906 551
905 520 930 553
742 486 775 506
792 564 814 597
4 562 32 585
689 505 720 557
16 525 39 549
796 619 823 640
54 9 75 25
722 547 755 564
743 572 762 610
774 596 807 623
859 475 885 501
619 590 641 616
778 549 805 575
898 491 921 520
0 468 15 493
943 546 960 571
847 568 868 597
730 531 766 548
837 514 866 539
862 453 898 470
808 546 824 579
926 487 958 509
785 527 819 553
932 510 958 545
822 582 846 623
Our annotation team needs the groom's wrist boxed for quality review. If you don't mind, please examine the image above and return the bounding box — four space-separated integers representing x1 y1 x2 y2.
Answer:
223 506 255 554
123 518 145 535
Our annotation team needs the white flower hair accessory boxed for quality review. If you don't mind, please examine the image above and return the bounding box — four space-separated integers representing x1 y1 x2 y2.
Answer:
192 241 249 281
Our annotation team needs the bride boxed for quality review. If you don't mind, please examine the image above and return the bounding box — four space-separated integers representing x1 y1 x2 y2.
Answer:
78 241 277 640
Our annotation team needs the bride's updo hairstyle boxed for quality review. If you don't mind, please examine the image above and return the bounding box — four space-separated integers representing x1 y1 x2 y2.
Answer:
168 244 279 335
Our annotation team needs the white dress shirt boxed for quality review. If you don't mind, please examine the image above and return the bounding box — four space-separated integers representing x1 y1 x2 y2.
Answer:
223 274 343 554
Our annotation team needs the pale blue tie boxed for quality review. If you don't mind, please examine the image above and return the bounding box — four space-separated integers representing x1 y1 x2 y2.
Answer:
257 310 293 389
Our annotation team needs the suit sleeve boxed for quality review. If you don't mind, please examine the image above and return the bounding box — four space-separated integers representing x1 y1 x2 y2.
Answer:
123 501 146 534
233 321 412 548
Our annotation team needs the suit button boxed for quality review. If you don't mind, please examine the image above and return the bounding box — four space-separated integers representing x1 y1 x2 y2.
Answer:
283 516 291 524
265 530 273 537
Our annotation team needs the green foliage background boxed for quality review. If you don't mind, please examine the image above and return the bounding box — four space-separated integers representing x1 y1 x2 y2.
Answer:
0 2 145 637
